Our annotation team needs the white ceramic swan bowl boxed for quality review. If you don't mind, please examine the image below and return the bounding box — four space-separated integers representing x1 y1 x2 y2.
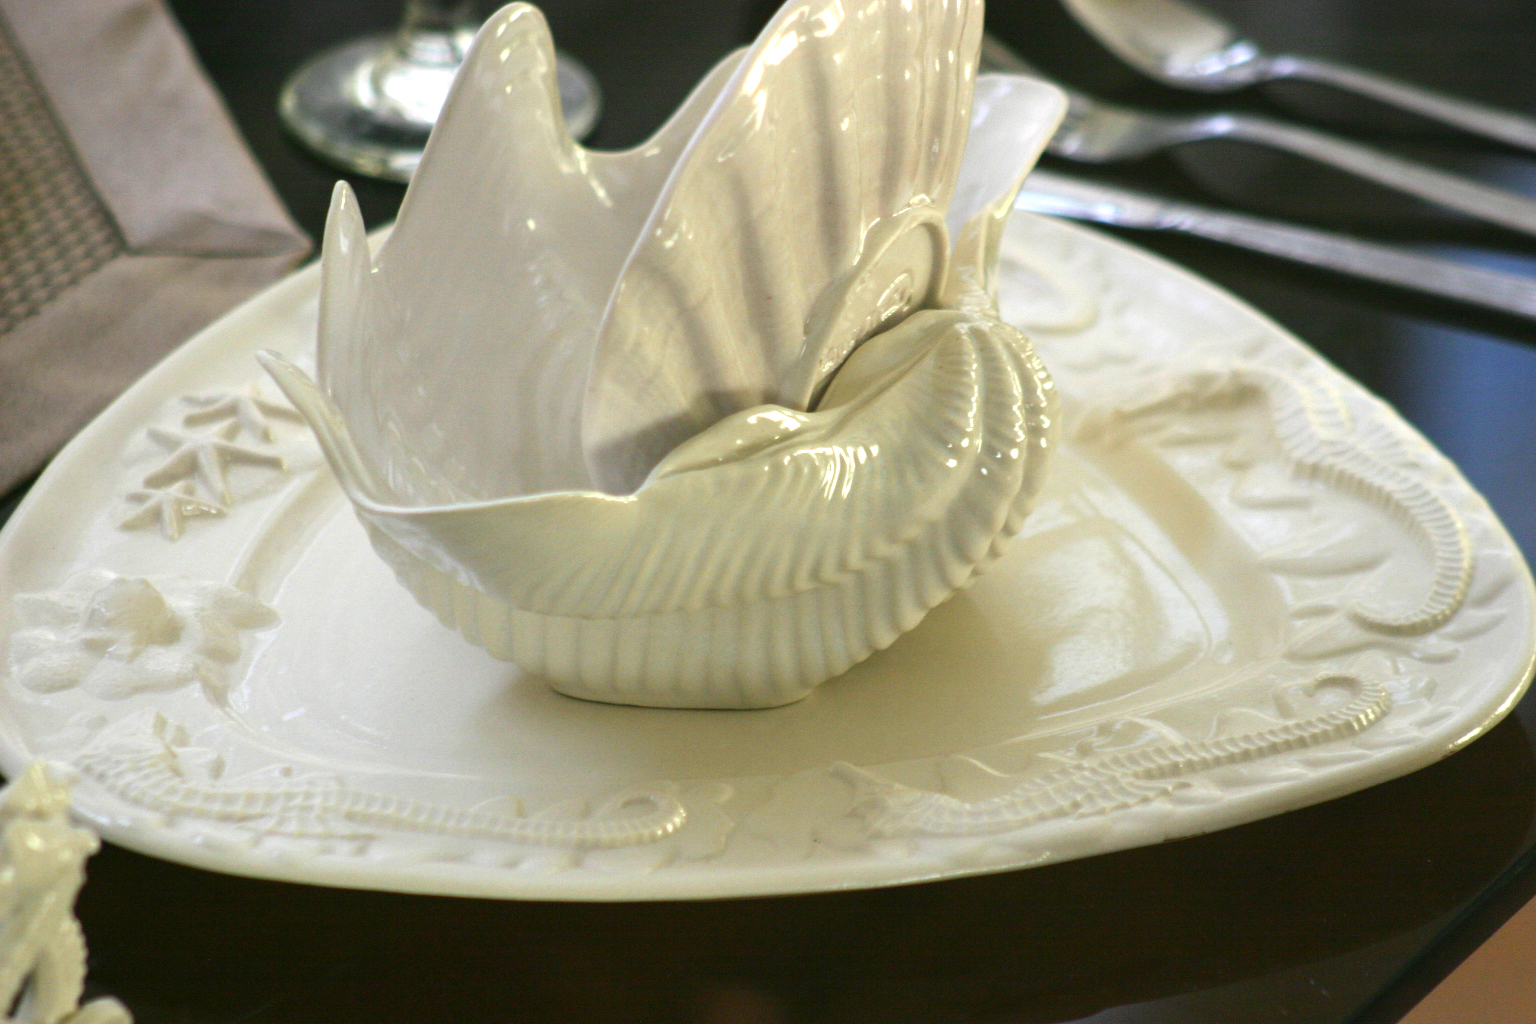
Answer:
261 0 1067 709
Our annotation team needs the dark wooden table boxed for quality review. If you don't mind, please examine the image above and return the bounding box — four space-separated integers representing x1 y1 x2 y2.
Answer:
17 0 1536 1021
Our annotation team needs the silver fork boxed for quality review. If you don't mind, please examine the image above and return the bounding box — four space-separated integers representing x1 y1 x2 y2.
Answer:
980 36 1536 238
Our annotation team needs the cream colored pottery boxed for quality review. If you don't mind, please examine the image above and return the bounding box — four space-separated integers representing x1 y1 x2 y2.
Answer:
261 0 1071 709
0 766 130 1024
0 212 1530 900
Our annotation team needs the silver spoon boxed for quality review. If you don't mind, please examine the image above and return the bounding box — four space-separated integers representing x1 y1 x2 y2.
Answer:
1059 0 1536 152
979 36 1536 238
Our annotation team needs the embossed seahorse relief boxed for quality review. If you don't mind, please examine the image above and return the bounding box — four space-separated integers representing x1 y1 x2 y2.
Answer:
839 673 1391 837
1076 363 1474 637
74 713 685 850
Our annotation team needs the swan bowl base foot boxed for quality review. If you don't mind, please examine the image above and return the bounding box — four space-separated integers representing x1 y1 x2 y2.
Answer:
346 311 1057 711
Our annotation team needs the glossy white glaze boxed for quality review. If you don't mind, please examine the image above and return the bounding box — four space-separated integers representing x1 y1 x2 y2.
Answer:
0 213 1529 900
1077 363 1474 635
582 0 990 485
116 381 311 541
266 309 1055 708
75 710 685 848
9 571 277 700
0 766 130 1024
842 673 1394 836
267 0 1069 708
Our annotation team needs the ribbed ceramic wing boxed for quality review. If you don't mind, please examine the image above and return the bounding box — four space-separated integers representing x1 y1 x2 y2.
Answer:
317 4 744 502
268 0 1072 709
944 76 1068 309
582 0 987 493
263 308 1056 707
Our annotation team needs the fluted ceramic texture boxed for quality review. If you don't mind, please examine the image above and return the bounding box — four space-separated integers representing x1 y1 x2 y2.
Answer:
265 0 1068 708
268 310 1055 707
316 6 748 503
582 0 985 492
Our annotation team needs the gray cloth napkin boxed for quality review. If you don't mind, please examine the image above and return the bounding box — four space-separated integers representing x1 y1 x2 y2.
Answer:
0 0 310 493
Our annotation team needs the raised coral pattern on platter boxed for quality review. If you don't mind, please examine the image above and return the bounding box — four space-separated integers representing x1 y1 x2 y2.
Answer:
8 571 277 699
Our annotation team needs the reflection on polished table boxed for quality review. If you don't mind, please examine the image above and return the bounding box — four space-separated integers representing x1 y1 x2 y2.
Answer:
14 0 1536 1021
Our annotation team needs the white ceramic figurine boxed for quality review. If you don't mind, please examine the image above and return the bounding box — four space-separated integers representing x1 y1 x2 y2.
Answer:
0 766 130 1024
263 0 1067 708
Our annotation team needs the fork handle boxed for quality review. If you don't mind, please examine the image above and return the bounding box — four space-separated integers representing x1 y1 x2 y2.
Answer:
1270 54 1536 154
1223 114 1536 237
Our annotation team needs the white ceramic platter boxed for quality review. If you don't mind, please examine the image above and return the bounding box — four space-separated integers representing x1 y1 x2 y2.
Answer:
1 213 1532 901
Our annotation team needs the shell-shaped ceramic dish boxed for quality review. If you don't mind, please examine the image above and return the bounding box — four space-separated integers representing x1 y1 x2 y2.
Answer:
264 0 1068 709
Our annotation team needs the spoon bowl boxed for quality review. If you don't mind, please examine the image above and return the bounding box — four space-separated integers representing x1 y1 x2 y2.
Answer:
1060 0 1272 90
1059 0 1536 152
980 34 1536 238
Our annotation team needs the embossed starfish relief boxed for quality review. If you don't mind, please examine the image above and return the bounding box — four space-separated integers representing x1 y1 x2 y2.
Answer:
262 0 1069 708
119 482 227 540
142 427 284 506
116 383 305 541
181 388 304 443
